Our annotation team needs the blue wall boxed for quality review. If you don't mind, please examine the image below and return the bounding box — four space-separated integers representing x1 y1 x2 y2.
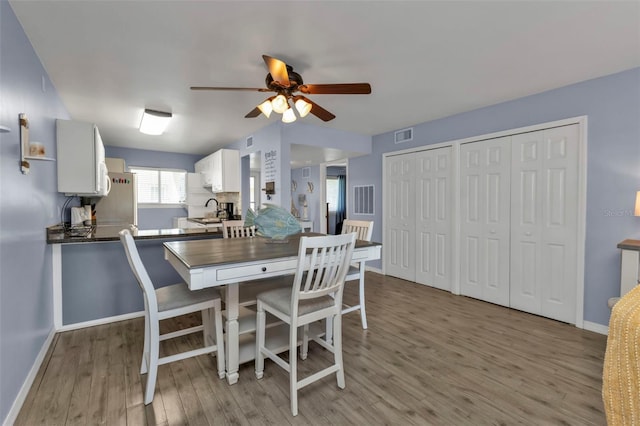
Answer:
105 146 203 229
0 0 70 421
349 67 640 327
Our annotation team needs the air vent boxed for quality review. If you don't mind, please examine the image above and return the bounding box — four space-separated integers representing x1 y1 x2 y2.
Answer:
354 185 374 215
246 136 253 148
394 128 413 144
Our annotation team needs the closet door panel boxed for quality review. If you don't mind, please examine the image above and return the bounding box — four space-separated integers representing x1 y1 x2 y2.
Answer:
510 125 578 322
460 138 511 305
416 147 452 290
385 154 416 281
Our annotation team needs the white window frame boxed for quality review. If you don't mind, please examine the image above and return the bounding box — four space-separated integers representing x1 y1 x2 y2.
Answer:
129 166 187 208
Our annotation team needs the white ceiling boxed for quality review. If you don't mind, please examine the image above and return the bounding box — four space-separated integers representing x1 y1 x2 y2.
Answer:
9 0 640 164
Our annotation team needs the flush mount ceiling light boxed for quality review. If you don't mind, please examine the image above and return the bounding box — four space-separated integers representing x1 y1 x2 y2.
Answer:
139 109 172 135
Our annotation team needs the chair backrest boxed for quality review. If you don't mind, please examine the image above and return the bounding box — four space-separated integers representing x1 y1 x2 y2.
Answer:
341 219 373 241
119 229 158 311
222 220 256 239
291 233 357 310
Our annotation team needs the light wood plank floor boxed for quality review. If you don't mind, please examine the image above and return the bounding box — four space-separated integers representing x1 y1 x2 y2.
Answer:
16 273 607 425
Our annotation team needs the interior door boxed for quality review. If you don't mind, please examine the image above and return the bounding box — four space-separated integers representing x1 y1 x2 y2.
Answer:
460 137 511 305
384 154 415 281
510 125 578 323
415 147 452 290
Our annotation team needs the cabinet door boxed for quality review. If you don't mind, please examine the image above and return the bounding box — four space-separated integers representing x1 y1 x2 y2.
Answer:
510 125 578 323
459 138 511 305
384 153 416 281
195 155 213 186
211 150 223 191
415 147 452 290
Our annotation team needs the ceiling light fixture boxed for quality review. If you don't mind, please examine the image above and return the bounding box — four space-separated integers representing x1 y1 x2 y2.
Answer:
294 97 312 118
271 94 288 114
139 109 172 135
257 98 274 118
282 107 296 123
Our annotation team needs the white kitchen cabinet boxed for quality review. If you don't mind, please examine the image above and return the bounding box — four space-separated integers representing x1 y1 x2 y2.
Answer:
56 119 109 196
195 149 240 192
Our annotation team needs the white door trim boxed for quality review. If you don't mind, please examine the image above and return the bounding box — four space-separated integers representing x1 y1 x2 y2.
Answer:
382 116 587 327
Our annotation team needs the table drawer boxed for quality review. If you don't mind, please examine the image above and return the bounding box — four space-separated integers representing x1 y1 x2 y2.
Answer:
217 259 297 281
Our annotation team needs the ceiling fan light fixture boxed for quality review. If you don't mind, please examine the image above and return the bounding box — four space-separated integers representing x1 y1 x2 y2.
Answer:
271 94 288 114
139 109 172 135
294 98 312 118
257 99 273 118
282 107 296 123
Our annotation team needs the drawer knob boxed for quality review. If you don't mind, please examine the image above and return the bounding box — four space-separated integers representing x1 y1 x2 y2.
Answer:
261 267 267 272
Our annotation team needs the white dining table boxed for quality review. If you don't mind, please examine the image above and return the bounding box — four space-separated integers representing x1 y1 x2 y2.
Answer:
163 232 381 385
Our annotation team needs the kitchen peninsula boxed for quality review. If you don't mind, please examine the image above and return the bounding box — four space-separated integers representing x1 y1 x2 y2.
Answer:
47 224 223 330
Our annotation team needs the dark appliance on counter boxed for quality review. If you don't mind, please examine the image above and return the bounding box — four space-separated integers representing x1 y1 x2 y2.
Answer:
218 202 234 219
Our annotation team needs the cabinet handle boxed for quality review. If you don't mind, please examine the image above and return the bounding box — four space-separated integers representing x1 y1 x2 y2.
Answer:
490 229 497 234
525 232 532 236
261 267 267 272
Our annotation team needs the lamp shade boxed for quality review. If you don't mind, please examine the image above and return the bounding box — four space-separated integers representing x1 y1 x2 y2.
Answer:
257 99 273 118
282 107 296 123
294 98 312 118
139 109 172 135
635 191 640 216
271 95 288 114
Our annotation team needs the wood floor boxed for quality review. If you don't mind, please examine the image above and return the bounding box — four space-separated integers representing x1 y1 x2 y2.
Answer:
16 273 607 425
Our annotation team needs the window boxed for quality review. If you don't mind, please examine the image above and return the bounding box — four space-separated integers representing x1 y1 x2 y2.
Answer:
326 177 339 212
130 167 186 206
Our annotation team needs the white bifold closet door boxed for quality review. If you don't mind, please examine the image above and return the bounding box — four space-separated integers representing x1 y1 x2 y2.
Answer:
385 147 452 290
385 153 416 282
460 137 511 306
459 125 579 323
510 125 578 323
415 147 452 290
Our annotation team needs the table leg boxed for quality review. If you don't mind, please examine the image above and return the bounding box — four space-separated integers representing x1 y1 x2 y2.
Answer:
224 282 240 385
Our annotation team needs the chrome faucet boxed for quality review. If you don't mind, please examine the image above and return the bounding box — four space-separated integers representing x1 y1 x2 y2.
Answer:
205 198 218 208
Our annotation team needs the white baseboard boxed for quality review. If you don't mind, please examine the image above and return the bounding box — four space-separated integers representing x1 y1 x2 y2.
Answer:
58 310 145 332
583 320 608 335
3 327 56 426
365 265 383 275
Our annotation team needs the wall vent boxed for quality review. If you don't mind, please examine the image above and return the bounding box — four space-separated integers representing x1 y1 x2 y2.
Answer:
354 185 374 215
394 128 413 144
246 136 253 148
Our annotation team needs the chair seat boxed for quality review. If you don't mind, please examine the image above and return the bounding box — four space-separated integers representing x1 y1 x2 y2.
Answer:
258 286 335 317
156 283 220 312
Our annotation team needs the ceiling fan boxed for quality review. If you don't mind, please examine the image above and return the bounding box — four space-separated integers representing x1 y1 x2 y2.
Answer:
190 55 371 123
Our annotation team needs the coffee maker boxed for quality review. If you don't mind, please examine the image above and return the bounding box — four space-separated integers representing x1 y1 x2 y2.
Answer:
218 202 234 219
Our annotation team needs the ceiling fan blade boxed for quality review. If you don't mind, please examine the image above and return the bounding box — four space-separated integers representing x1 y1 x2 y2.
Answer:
262 55 290 87
245 106 262 118
191 86 270 92
298 83 371 95
299 96 336 122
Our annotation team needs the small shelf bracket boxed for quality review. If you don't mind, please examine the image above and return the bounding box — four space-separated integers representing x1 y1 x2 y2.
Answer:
19 113 30 174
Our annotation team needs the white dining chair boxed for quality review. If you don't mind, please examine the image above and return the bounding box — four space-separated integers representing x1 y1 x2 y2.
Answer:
222 219 256 239
341 219 374 329
254 232 356 416
119 229 225 405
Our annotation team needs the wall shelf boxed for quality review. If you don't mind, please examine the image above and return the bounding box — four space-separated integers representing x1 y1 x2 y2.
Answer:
24 155 55 162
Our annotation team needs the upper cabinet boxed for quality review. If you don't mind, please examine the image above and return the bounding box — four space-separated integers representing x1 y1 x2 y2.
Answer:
56 119 110 197
195 148 240 192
